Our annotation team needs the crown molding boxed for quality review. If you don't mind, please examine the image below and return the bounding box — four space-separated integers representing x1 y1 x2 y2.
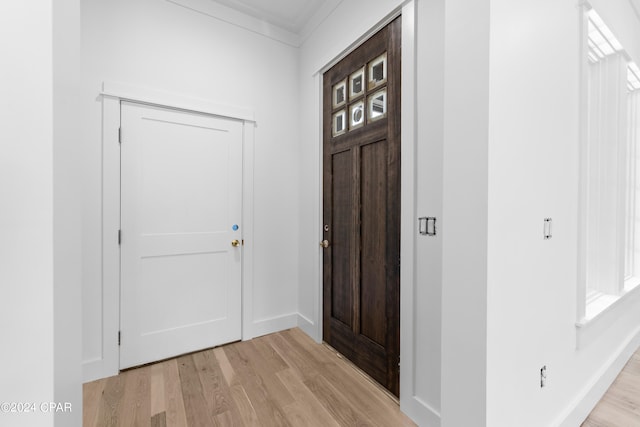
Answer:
165 0 300 47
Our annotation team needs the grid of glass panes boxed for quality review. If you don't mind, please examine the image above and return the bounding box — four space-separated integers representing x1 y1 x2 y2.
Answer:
332 52 388 137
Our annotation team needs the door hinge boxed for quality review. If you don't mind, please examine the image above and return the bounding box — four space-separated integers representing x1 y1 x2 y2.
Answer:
118 229 121 245
118 331 121 346
118 127 122 144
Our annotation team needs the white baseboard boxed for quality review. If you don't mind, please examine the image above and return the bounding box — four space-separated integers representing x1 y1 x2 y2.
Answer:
85 313 300 383
400 394 441 427
248 313 299 339
82 358 103 383
297 313 321 343
556 326 640 427
82 357 118 384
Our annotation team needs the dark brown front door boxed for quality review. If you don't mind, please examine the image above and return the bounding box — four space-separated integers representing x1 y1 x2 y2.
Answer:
322 17 401 397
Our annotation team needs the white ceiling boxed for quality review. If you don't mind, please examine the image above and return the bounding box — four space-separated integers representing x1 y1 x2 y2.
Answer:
209 0 331 34
633 0 640 15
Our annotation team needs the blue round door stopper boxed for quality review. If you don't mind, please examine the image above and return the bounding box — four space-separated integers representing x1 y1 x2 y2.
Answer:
232 224 239 231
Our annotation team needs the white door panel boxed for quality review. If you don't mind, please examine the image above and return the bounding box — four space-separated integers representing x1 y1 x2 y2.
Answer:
120 101 242 369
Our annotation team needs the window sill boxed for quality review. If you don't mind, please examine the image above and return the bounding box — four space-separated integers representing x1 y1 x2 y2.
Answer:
576 283 640 349
624 278 640 294
582 292 619 322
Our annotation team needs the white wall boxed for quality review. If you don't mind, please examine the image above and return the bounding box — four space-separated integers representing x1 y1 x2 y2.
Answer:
0 2 56 426
486 0 579 424
53 0 83 425
81 0 301 380
485 1 640 426
441 0 490 425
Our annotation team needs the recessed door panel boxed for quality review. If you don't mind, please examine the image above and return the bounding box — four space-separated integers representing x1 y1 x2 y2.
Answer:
360 139 388 347
120 101 243 369
331 150 354 328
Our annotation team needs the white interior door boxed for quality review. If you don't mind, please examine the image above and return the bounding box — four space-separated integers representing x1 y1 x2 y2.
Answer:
120 101 243 369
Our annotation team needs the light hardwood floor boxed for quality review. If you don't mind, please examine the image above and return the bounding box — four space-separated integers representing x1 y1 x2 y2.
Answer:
83 328 416 427
583 348 640 426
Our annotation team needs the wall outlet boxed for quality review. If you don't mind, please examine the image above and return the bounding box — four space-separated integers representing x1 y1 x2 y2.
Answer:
540 365 547 388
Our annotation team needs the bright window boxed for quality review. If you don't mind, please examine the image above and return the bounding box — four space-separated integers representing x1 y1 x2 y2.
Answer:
580 8 640 321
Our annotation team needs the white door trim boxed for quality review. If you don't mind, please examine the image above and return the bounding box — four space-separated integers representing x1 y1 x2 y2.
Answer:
398 3 440 425
101 81 255 122
83 82 255 382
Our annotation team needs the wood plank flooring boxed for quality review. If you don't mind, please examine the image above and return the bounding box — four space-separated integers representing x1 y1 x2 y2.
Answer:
583 348 640 426
83 328 416 427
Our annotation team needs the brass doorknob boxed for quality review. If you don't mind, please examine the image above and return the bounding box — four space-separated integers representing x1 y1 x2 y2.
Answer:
231 239 240 247
320 239 330 248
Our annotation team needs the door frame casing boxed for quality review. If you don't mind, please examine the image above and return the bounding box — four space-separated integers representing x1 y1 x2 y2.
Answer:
82 81 256 382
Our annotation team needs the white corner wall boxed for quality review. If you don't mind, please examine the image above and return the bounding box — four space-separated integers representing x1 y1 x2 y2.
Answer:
486 1 640 426
1 2 56 426
441 0 490 426
81 0 301 381
53 0 83 425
